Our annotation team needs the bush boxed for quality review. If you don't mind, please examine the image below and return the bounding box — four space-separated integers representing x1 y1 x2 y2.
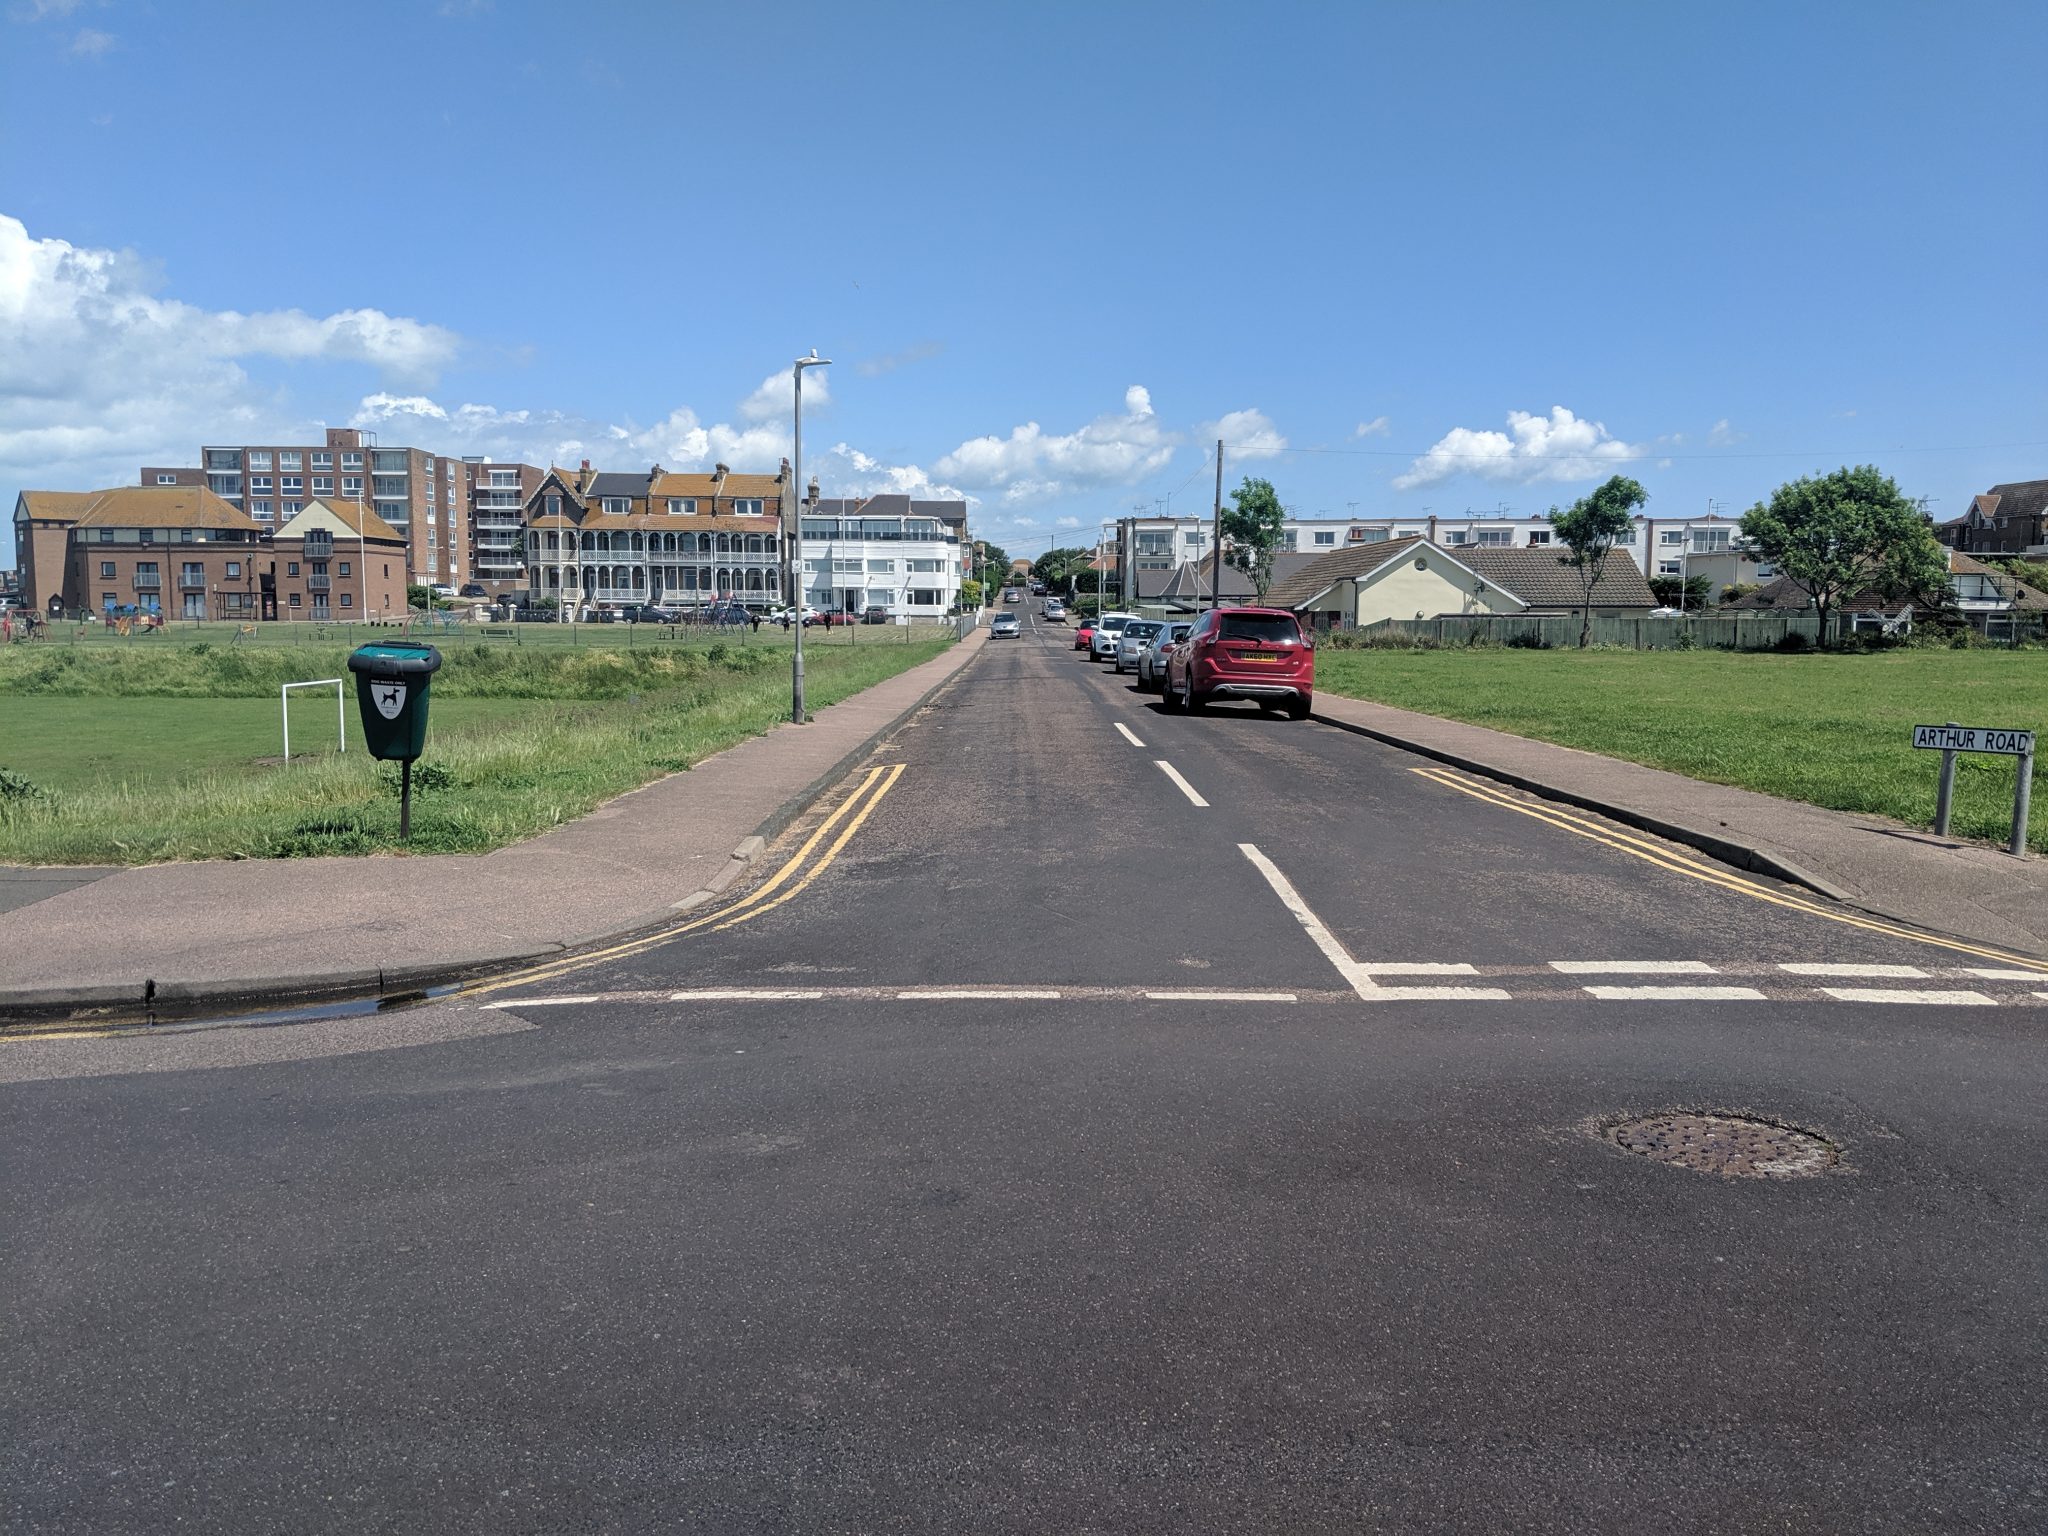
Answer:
1775 631 1809 652
0 768 46 803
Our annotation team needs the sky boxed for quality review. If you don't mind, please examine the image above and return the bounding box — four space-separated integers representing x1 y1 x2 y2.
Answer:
3 0 2045 568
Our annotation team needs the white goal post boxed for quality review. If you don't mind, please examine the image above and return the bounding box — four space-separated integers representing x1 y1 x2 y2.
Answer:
281 678 347 762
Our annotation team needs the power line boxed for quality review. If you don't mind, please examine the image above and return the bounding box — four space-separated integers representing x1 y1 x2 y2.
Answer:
1223 439 2048 463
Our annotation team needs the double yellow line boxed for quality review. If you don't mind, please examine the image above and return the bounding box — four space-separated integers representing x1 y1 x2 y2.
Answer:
1411 764 2048 972
465 762 907 998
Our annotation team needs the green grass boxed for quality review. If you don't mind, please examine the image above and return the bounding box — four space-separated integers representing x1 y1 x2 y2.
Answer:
0 638 953 864
1315 648 2048 850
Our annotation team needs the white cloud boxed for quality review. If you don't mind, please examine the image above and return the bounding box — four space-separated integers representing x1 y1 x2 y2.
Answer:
828 444 966 501
68 24 111 55
1054 516 1081 529
1202 406 1286 460
1707 418 1744 447
932 384 1176 504
1393 406 1646 491
738 365 830 424
0 212 461 499
1353 416 1390 438
12 0 87 20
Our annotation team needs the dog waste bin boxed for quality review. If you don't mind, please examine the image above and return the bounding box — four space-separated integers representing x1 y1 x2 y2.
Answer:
347 642 442 838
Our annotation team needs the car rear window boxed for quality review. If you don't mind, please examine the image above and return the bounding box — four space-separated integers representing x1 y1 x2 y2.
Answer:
1098 616 1129 631
1125 621 1161 639
1219 614 1301 644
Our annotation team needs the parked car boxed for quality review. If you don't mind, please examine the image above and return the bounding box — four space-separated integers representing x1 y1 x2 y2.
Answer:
1073 620 1096 652
1113 618 1165 674
458 583 488 598
990 613 1021 638
1043 598 1066 621
1137 620 1194 690
1089 612 1140 662
623 604 677 624
1003 589 1022 604
1162 606 1314 718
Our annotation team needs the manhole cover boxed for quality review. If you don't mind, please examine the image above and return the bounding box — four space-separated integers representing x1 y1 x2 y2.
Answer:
1601 1112 1839 1178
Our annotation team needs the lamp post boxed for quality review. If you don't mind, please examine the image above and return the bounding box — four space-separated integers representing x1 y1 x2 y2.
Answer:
790 350 831 723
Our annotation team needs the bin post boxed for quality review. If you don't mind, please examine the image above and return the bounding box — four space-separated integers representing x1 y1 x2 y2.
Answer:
1935 749 1957 836
2011 739 2034 858
400 759 414 841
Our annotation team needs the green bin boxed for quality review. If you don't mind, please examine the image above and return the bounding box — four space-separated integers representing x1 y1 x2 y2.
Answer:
347 642 442 762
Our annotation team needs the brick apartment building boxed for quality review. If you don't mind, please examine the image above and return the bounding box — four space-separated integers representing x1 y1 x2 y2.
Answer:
1936 480 2048 557
14 486 267 619
270 499 410 620
464 458 547 597
156 428 464 587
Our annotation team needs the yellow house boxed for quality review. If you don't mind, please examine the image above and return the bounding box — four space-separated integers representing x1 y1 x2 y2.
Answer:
1269 537 1524 627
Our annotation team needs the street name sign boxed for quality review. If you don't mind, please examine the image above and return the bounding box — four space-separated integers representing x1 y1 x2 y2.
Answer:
1912 724 2034 756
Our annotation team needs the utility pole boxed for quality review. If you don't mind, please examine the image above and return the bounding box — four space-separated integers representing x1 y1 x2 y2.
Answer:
791 351 831 723
1210 438 1224 611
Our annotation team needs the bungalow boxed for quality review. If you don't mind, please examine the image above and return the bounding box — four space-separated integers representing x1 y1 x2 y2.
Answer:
1264 537 1655 628
1725 549 2048 637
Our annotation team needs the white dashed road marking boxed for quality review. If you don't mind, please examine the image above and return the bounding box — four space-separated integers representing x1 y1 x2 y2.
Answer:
1360 962 1482 976
898 989 1064 1000
1818 988 1995 1006
1966 968 2048 980
668 989 826 1001
482 994 608 1009
1549 960 1719 975
1156 760 1210 807
1114 722 1146 748
1144 990 1298 1003
1780 963 1930 979
1583 985 1771 1002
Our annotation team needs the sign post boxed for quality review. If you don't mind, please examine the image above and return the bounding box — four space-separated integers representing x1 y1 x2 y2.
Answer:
1911 723 2037 856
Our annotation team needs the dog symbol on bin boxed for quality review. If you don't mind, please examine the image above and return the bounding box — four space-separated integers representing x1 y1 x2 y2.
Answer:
372 681 408 721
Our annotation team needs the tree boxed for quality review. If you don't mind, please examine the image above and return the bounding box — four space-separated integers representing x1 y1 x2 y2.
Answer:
1550 475 1647 647
1647 573 1712 609
1739 466 1948 644
1221 477 1286 603
1033 546 1090 591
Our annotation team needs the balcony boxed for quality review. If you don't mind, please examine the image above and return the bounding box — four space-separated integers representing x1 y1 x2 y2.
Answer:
132 574 161 590
307 573 331 592
303 532 335 556
180 574 207 590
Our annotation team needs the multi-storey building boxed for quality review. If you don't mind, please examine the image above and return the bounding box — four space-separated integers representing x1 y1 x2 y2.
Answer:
522 462 792 611
270 500 409 621
15 486 265 619
800 495 967 617
463 458 546 596
188 427 465 587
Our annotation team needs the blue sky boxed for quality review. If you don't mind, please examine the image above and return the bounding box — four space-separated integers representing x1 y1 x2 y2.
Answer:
4 0 2045 566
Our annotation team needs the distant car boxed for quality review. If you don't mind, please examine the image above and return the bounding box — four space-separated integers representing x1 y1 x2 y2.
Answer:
1031 582 1047 596
1113 618 1165 674
1073 619 1096 652
990 613 1021 638
458 583 487 598
862 605 893 624
1137 620 1193 690
1003 589 1022 604
1647 606 1684 617
1089 612 1140 662
1163 606 1314 719
623 604 676 624
430 583 458 599
1043 599 1066 621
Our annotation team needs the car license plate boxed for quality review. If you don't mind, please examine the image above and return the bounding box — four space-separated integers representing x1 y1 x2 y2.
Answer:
1239 652 1279 663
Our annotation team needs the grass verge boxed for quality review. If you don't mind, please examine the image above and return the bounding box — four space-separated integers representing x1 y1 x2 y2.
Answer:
0 638 952 864
1315 648 2048 851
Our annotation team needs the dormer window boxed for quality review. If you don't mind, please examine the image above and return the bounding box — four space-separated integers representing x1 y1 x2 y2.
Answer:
733 498 764 517
666 498 697 515
601 498 631 514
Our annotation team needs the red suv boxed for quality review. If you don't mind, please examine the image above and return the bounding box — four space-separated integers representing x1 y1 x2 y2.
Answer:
1162 607 1314 718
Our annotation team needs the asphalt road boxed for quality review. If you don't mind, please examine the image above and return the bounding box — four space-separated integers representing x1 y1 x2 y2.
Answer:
5 603 2045 1533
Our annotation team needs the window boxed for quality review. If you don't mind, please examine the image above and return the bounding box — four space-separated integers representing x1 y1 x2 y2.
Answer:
312 476 333 495
290 593 302 607
97 528 113 542
312 452 332 469
425 482 435 502
1443 532 1469 546
1659 529 1685 546
100 561 115 577
383 564 391 578
340 593 352 608
1756 563 1777 578
226 561 241 578
281 476 302 494
1313 531 1336 546
251 500 271 518
666 498 697 515
1614 527 1637 545
177 528 193 542
907 588 944 606
733 498 764 516
1477 529 1513 547
1692 529 1732 553
1526 530 1551 546
279 452 302 471
342 476 364 496
1184 531 1205 546
833 558 863 573
601 497 631 514
373 477 408 498
156 473 179 485
868 558 895 573
102 592 116 608
283 502 303 517
249 452 272 471
907 558 943 573
139 528 154 544
341 451 363 470
250 476 273 493
1657 560 1681 575
371 451 409 473
287 561 301 577
338 561 351 576
545 494 561 517
205 449 240 470
181 562 204 586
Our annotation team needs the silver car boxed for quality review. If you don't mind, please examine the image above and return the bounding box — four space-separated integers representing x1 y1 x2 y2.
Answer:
1113 618 1165 674
1136 620 1194 690
1088 612 1139 661
990 613 1021 638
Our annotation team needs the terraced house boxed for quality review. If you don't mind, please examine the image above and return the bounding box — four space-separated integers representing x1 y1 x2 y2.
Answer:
522 462 790 611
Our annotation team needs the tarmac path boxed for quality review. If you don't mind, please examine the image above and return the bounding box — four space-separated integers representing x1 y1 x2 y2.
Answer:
6 601 2045 1533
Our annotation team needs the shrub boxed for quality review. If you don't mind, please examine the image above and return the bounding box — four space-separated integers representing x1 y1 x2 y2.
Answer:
1775 631 1809 652
0 768 46 802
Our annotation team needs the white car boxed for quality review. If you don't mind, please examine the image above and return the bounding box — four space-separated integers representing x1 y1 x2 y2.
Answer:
1088 611 1141 661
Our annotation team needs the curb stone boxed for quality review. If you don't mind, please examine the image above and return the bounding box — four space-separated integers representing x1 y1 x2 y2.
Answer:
0 631 986 1031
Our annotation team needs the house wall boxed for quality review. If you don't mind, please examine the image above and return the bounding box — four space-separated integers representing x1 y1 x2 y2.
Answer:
1352 553 1522 626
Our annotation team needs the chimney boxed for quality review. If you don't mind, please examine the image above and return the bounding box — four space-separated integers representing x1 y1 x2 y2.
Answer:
580 459 590 473
648 463 663 490
1427 512 1438 544
713 463 730 483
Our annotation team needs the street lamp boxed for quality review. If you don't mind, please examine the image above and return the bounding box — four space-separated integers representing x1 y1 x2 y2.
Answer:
790 350 831 723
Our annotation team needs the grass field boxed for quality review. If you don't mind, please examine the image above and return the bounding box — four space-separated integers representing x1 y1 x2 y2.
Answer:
0 637 953 864
1315 648 2048 851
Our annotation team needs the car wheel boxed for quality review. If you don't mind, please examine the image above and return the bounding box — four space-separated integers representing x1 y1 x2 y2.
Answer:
1162 671 1183 711
1182 673 1203 713
1287 696 1312 720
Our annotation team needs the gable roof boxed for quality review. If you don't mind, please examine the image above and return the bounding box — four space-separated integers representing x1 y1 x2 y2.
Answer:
1266 537 1431 608
16 490 100 524
60 486 261 532
279 498 407 543
1450 545 1657 610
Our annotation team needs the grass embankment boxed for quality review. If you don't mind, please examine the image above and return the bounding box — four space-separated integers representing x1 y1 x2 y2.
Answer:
0 638 951 864
1315 648 2048 850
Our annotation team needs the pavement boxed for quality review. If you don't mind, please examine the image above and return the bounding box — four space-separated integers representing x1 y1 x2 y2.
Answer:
5 606 2044 1532
1310 692 2048 959
0 629 986 1023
